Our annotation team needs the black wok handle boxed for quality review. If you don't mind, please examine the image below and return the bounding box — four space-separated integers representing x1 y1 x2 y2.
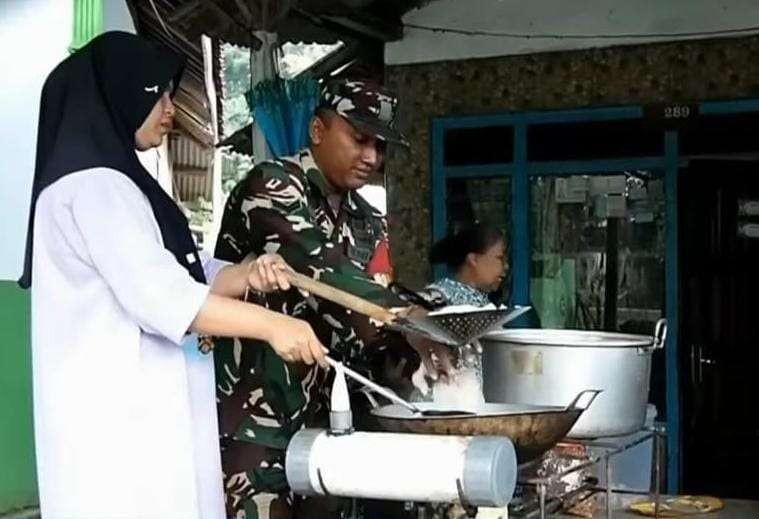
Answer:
564 389 603 411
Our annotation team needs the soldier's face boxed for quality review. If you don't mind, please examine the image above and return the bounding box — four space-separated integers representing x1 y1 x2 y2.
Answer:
311 113 385 192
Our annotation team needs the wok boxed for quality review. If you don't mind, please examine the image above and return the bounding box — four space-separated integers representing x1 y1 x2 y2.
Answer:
370 390 601 464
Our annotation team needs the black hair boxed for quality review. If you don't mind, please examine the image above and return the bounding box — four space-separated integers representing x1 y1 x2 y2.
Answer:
314 106 334 118
429 223 505 270
313 107 337 126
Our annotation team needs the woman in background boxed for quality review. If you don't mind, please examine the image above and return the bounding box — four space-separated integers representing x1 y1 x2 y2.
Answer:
419 223 508 405
427 222 508 306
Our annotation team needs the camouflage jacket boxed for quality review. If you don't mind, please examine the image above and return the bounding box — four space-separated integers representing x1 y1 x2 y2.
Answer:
213 148 414 453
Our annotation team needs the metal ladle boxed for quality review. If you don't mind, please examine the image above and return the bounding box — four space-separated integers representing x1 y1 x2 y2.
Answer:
324 356 474 417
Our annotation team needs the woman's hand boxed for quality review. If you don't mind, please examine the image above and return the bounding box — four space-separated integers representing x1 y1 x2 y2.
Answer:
191 294 326 368
263 312 328 368
246 254 292 293
209 254 294 298
406 334 457 382
393 305 457 381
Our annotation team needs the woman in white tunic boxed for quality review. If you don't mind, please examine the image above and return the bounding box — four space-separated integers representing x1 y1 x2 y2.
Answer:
19 32 326 519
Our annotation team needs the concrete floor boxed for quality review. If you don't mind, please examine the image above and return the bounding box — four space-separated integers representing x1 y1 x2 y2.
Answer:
0 509 38 519
554 497 759 519
7 498 758 519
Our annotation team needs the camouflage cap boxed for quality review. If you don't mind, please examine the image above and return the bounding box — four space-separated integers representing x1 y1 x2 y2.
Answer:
318 79 409 147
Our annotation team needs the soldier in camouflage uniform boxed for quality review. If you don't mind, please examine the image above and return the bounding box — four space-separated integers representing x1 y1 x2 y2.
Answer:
213 79 451 519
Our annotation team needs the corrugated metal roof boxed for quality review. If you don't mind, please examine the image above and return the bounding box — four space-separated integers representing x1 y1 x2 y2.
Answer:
170 134 211 169
170 134 212 201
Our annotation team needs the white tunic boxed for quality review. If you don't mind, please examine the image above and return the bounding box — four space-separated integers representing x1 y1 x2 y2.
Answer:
31 168 226 519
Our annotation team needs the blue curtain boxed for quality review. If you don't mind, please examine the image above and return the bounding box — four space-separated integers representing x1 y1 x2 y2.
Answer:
246 77 319 157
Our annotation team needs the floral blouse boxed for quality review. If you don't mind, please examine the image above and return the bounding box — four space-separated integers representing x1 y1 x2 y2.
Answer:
425 277 491 307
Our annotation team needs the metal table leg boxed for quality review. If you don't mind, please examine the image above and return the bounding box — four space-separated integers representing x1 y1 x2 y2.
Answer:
653 430 661 519
605 457 613 519
538 483 546 519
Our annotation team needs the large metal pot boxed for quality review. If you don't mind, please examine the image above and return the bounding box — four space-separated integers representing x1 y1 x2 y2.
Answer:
480 320 666 438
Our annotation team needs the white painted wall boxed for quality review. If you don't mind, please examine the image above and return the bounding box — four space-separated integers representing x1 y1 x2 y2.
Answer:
0 0 73 281
104 0 136 34
0 1 136 281
386 0 759 65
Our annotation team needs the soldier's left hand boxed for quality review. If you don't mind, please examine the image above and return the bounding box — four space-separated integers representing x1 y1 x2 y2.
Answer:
247 254 293 293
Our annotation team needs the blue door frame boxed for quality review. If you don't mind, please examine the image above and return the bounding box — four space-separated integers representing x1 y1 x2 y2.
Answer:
430 98 759 493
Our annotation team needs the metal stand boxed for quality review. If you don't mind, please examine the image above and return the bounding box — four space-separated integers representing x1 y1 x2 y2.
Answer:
512 426 665 519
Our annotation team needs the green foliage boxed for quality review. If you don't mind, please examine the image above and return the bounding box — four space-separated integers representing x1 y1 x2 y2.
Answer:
222 152 253 195
222 44 253 138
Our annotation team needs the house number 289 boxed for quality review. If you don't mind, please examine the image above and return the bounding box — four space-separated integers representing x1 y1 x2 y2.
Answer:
664 105 691 118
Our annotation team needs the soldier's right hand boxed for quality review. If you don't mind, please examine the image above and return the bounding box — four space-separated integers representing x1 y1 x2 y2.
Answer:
264 314 327 368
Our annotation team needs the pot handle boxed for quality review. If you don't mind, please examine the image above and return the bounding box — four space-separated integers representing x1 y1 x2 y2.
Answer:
564 389 603 411
653 318 668 350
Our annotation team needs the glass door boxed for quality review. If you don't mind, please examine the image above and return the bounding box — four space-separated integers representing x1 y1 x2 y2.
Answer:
530 171 666 332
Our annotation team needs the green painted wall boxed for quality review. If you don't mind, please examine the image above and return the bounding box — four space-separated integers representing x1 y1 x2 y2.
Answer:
0 281 37 512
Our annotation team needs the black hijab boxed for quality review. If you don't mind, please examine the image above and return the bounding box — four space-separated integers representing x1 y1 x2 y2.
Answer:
19 31 205 288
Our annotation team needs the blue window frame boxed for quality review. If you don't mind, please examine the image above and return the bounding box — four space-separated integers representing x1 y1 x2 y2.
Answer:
431 98 759 493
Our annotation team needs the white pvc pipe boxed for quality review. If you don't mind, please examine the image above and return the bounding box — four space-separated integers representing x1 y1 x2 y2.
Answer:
287 430 517 507
313 432 466 502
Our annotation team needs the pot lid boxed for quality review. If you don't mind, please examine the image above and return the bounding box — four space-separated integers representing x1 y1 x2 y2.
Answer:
482 328 654 348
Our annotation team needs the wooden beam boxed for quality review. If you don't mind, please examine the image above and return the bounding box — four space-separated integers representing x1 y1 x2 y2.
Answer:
192 0 263 49
265 0 293 31
175 108 214 147
320 14 403 42
211 37 225 141
290 7 402 43
133 2 204 56
167 0 204 23
232 0 254 25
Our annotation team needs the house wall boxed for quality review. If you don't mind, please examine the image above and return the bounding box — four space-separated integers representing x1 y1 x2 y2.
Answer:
0 2 73 512
0 1 135 513
0 283 34 514
0 0 136 280
385 35 759 285
0 0 73 280
387 0 759 65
